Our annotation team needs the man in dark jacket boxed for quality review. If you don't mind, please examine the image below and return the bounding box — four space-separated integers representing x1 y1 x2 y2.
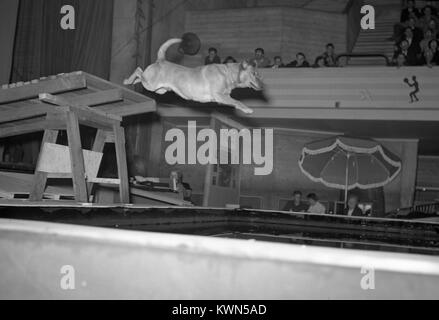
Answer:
343 194 364 217
204 47 221 65
283 191 309 212
400 0 421 23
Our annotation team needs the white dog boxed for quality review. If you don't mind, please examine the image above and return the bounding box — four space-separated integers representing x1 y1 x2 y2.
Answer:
123 38 263 114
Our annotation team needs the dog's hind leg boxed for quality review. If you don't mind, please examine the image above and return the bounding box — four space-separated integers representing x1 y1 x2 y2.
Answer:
212 94 254 114
123 67 143 85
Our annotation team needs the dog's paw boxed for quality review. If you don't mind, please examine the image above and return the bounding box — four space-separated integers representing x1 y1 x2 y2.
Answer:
242 108 254 114
123 79 131 85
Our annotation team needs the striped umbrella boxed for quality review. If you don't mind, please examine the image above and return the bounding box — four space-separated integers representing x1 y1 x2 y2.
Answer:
298 136 402 204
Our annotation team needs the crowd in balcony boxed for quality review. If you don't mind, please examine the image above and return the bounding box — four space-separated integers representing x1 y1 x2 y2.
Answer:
391 0 439 67
204 43 339 69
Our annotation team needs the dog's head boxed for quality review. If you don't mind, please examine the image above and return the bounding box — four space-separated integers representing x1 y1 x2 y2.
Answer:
238 60 263 91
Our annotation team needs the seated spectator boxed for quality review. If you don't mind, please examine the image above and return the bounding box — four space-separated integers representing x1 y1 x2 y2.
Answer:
282 191 309 212
204 47 221 65
343 194 364 217
420 28 435 54
312 56 325 68
287 52 311 68
401 0 421 23
321 43 337 67
426 1 438 16
398 29 421 65
223 56 237 64
249 48 271 68
406 17 424 43
271 56 285 68
424 39 439 66
418 5 439 33
306 193 326 214
425 19 439 38
394 52 408 68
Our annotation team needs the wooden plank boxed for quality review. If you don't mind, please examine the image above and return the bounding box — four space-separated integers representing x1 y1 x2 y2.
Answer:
40 93 122 122
68 89 123 107
87 129 108 193
0 104 52 124
0 72 87 104
36 143 103 179
29 129 59 201
113 125 130 203
84 72 154 104
66 111 88 202
96 102 156 117
129 187 192 206
0 118 63 138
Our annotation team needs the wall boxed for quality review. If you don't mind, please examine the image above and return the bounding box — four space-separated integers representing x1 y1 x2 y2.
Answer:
147 123 417 213
184 7 347 66
148 0 349 66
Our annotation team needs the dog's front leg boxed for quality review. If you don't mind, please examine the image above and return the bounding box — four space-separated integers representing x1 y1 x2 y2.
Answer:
213 94 254 114
123 67 143 85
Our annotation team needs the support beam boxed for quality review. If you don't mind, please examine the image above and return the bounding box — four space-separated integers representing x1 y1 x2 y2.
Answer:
66 111 88 202
0 104 53 124
113 125 130 203
29 129 59 201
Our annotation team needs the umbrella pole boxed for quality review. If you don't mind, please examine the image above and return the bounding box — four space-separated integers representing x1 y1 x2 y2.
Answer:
344 153 350 206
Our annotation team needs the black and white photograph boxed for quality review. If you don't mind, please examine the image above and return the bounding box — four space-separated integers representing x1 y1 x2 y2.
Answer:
0 0 439 305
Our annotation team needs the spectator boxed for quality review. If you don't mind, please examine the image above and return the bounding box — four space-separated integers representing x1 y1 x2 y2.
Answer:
312 56 326 68
424 1 438 17
425 39 439 66
287 52 310 68
271 56 285 68
401 38 419 65
400 0 421 23
406 17 424 43
418 5 439 33
223 56 237 64
282 191 309 212
176 172 193 203
204 47 221 65
396 52 408 67
306 193 326 214
420 28 435 54
426 19 439 38
249 48 271 68
321 43 337 67
343 194 364 217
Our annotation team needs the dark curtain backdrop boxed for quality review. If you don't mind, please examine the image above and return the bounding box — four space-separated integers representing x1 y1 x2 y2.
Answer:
11 0 114 82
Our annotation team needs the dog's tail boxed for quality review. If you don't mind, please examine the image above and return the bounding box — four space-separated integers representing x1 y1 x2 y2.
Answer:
157 38 182 61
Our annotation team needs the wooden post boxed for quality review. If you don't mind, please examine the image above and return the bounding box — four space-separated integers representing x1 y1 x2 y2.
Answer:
29 129 59 201
66 111 88 202
113 125 130 203
87 129 108 198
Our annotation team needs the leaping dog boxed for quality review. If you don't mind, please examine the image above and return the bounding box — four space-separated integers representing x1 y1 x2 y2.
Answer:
123 38 263 114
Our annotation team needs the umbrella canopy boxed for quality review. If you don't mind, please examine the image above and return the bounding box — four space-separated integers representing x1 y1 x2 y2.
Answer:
299 136 402 201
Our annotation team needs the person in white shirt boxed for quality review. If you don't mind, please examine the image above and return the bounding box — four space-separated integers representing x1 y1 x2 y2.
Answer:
306 193 326 214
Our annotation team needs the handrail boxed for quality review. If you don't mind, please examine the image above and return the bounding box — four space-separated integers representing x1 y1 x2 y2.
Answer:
336 53 391 66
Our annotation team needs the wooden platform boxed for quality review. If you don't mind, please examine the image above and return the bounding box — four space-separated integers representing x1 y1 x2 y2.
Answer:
0 71 157 204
